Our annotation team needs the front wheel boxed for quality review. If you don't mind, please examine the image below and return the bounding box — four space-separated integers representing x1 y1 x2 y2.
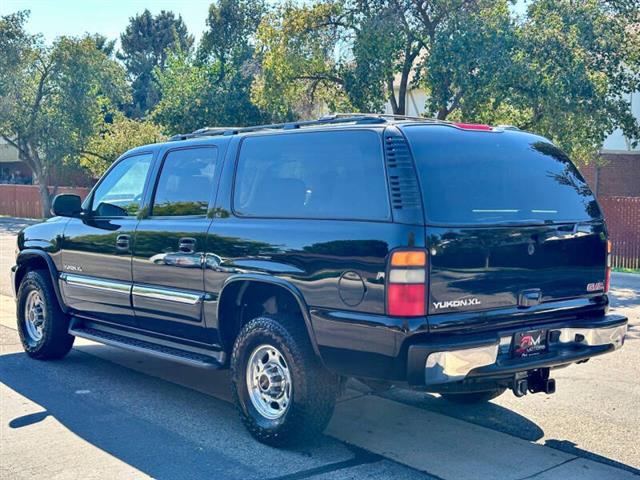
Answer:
16 270 74 359
231 316 339 446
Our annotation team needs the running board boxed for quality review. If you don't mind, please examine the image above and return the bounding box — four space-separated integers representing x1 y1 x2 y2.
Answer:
69 324 224 369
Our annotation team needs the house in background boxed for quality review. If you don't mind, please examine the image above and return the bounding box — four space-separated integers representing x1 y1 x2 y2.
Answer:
0 138 32 184
385 86 640 198
0 138 93 187
581 91 640 197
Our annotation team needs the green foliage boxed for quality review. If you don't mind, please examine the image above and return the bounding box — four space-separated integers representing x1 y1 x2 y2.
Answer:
81 113 165 177
118 9 194 118
499 0 640 163
252 0 639 163
0 11 129 215
252 1 352 120
153 1 266 134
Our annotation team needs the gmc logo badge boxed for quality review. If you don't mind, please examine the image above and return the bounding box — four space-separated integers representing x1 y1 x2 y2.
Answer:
587 282 604 292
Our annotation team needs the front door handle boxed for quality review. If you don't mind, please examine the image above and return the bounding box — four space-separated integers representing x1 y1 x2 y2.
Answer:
116 234 130 251
178 237 196 253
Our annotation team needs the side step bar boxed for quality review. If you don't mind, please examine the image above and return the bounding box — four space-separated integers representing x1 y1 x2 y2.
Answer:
69 324 224 369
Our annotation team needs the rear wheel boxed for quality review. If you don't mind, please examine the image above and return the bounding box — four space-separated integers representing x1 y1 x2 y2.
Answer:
16 270 74 360
441 387 506 404
231 315 339 446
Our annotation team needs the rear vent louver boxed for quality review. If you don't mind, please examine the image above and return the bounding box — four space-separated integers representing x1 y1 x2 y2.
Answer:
384 131 422 214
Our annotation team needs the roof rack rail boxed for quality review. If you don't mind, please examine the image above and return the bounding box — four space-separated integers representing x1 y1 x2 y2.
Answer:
168 113 442 141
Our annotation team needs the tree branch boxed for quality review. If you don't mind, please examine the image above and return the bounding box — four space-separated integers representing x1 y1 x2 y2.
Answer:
295 74 345 86
80 150 111 162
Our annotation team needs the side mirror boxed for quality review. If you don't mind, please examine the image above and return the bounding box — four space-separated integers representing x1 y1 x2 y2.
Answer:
51 194 83 218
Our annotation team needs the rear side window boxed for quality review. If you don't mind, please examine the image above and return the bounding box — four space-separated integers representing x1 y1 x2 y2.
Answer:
402 125 601 225
233 130 390 220
152 147 217 216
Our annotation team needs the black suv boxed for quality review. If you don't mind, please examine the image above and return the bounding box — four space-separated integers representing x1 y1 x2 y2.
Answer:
12 114 628 445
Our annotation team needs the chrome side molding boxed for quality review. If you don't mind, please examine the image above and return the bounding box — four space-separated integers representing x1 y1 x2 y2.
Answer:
132 284 203 305
60 273 204 305
60 273 130 294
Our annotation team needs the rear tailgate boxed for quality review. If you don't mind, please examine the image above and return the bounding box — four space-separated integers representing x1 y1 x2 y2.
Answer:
427 221 607 314
401 124 607 321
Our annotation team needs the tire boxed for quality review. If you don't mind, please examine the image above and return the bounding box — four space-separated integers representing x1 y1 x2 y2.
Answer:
441 387 506 404
16 270 74 360
231 315 339 446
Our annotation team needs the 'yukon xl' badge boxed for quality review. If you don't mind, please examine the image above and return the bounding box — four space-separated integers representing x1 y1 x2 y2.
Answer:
433 298 481 310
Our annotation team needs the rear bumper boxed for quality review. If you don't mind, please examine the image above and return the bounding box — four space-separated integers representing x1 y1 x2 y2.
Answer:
407 314 627 387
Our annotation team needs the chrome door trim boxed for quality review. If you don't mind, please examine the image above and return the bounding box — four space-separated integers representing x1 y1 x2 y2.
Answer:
60 273 131 294
132 284 203 305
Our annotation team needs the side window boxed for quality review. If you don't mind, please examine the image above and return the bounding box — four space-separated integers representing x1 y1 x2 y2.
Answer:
233 131 390 220
91 153 153 217
151 147 217 217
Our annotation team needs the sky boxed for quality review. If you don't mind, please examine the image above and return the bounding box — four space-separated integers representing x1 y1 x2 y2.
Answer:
2 1 529 47
1 0 214 45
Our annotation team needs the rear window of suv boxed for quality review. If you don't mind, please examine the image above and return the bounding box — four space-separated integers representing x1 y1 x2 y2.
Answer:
402 125 601 225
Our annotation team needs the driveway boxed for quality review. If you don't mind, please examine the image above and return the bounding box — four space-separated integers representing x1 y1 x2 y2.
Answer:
0 217 638 479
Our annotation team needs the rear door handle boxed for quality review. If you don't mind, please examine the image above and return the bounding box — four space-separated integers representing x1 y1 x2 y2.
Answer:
116 234 130 251
179 237 196 253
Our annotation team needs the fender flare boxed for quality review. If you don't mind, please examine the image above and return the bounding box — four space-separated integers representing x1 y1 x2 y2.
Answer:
15 249 68 313
217 274 321 357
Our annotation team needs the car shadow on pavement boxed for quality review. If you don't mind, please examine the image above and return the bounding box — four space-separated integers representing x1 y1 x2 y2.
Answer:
378 387 546 442
542 439 640 475
0 349 388 480
2 347 639 479
378 387 640 476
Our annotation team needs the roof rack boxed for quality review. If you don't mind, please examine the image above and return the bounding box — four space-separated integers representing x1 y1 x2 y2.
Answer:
168 113 441 141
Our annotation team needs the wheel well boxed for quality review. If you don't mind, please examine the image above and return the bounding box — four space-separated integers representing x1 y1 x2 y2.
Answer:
15 255 49 291
218 281 308 352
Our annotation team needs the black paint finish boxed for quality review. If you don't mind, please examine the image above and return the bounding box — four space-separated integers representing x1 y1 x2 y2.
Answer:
13 122 620 384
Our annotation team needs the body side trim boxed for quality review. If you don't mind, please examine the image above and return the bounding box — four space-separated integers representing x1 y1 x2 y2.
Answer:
132 284 203 305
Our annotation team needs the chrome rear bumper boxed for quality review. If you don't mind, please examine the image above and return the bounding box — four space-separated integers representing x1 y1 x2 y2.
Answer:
407 315 628 386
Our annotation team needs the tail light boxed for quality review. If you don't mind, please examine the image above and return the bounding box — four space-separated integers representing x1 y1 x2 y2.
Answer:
387 250 427 316
605 240 612 293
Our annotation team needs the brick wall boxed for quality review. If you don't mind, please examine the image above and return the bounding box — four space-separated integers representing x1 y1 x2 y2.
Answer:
580 153 640 197
599 196 640 269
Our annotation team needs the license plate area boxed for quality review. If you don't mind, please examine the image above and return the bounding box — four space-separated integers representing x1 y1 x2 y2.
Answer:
512 329 548 358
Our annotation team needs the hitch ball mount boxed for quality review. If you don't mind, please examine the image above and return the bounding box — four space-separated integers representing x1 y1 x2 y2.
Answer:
512 368 555 397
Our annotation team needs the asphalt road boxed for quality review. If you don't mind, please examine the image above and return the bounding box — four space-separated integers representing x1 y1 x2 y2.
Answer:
1 217 639 479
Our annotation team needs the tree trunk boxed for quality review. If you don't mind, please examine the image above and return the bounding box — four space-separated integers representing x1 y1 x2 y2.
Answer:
397 71 408 115
35 174 52 218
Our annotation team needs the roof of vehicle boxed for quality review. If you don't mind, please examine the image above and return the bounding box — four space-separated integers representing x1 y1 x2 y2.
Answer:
123 113 539 157
166 113 525 142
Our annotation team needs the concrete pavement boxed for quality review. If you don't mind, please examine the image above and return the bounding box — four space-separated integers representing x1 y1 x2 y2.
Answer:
1 216 639 479
1 291 638 479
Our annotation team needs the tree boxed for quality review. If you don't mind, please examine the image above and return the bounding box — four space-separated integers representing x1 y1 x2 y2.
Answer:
251 0 509 118
252 1 351 120
88 33 116 57
496 0 640 163
118 9 194 118
81 113 165 177
0 11 129 216
153 1 266 134
252 0 639 163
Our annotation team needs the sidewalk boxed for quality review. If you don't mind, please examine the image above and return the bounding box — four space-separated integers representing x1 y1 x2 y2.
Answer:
1 294 637 480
